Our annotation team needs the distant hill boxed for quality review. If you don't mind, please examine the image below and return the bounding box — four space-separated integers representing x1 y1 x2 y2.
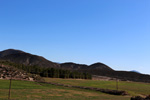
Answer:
0 49 59 68
130 70 141 74
0 49 112 71
0 49 150 83
60 62 113 71
0 49 24 57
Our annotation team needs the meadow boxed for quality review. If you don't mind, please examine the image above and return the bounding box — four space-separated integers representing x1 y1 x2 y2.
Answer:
44 78 150 96
0 79 130 100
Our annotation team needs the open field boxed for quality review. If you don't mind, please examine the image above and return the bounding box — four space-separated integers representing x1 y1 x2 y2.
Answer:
44 78 150 96
0 79 130 100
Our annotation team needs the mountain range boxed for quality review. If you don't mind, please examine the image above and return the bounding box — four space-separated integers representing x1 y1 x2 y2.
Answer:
0 49 150 83
0 49 112 71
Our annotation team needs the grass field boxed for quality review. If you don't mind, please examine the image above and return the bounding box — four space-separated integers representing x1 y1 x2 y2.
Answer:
0 79 130 100
44 78 150 96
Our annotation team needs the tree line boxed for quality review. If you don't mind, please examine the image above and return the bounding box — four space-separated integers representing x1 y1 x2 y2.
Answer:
0 60 92 79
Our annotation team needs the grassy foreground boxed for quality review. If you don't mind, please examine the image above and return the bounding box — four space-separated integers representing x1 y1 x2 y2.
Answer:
44 78 150 96
0 79 130 100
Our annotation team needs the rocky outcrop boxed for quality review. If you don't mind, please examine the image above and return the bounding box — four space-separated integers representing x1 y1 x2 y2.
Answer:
0 64 42 81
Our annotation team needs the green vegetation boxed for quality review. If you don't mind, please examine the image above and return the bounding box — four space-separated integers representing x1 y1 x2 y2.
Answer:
0 79 130 100
0 61 149 99
44 78 150 96
0 60 92 79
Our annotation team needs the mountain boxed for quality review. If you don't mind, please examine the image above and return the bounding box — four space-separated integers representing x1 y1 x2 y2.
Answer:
0 49 24 57
130 70 141 74
0 49 150 83
60 62 113 71
60 63 150 82
89 63 113 70
60 62 88 70
0 49 59 68
0 49 112 71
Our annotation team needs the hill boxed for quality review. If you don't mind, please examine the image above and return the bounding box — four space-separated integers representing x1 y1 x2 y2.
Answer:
0 49 59 68
0 49 150 83
0 49 112 71
60 62 113 71
130 70 141 74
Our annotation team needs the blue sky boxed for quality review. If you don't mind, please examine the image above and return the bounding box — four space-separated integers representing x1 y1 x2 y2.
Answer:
0 0 150 74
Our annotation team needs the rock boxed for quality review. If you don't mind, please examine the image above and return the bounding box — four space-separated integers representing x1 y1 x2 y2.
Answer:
0 65 41 81
28 77 34 81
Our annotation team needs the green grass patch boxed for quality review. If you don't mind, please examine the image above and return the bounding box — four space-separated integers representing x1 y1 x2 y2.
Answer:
0 79 130 100
44 78 150 96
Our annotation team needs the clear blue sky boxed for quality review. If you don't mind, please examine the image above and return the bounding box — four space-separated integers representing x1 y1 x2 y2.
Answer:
0 0 150 74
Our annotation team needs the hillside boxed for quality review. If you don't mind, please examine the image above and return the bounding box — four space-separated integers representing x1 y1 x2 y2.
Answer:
0 49 24 57
0 49 150 83
0 49 59 68
0 49 112 71
60 62 113 71
0 64 42 81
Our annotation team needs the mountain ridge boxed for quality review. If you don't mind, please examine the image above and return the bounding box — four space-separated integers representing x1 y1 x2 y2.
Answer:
0 49 112 71
0 49 60 68
0 49 150 83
